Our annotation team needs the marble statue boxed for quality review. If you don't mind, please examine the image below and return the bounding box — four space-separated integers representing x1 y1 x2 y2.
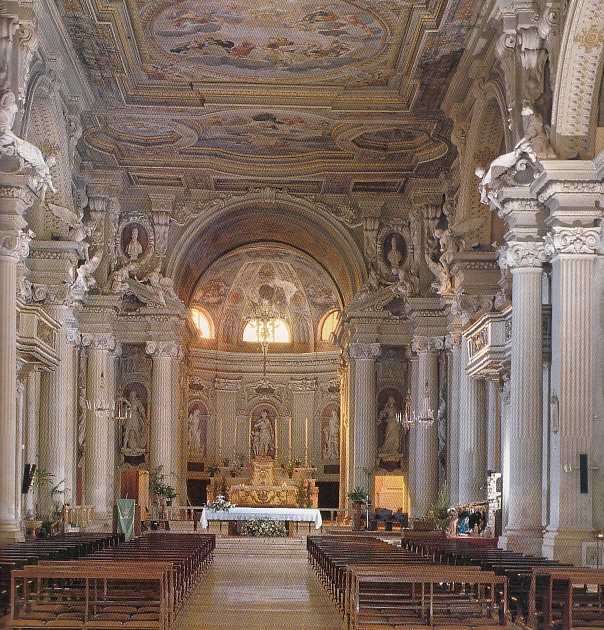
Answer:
188 408 202 452
323 410 340 461
377 396 401 454
387 235 403 272
122 391 147 453
252 410 274 458
126 226 144 261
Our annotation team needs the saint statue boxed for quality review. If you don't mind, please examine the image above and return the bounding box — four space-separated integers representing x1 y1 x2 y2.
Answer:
122 391 147 452
377 395 401 454
252 410 274 458
188 408 202 452
323 410 340 461
126 226 144 261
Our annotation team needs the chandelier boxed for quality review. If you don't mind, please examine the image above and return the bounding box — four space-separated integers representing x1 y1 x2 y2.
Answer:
396 382 435 429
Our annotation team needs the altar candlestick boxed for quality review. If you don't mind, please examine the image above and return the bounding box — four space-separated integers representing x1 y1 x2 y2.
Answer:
305 417 308 466
218 418 223 458
288 417 292 465
233 417 238 458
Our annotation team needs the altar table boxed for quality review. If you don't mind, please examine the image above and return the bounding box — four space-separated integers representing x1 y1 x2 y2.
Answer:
200 506 322 530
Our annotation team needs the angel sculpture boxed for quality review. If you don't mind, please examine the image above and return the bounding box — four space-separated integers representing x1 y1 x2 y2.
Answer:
0 90 57 201
48 203 95 258
72 250 102 294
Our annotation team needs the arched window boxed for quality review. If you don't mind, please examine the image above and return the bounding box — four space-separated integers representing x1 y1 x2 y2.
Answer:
243 318 290 343
319 309 340 341
190 308 213 339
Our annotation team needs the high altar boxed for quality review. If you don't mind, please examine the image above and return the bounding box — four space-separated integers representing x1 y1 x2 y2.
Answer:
208 457 319 509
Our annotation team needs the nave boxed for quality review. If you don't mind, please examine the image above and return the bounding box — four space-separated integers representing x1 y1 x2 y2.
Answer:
174 536 344 630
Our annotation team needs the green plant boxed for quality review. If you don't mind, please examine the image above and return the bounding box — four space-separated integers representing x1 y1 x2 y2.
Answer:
347 486 369 503
221 457 230 467
242 519 287 537
428 482 451 530
297 480 312 508
149 466 176 501
207 464 220 477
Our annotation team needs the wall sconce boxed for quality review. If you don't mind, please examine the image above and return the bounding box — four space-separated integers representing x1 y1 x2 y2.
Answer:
550 394 559 434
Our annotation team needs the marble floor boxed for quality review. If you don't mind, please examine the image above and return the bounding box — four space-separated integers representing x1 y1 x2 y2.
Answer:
174 536 346 630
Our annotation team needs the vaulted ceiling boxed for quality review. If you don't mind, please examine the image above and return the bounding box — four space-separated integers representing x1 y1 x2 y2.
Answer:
58 0 485 194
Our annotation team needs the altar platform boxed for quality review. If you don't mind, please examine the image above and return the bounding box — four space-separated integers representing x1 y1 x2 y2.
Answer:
200 506 323 531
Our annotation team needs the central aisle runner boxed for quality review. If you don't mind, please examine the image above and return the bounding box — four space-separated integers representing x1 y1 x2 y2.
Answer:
174 536 345 630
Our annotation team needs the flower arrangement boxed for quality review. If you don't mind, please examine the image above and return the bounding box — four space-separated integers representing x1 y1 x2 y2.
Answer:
206 495 234 511
242 519 287 537
347 486 369 503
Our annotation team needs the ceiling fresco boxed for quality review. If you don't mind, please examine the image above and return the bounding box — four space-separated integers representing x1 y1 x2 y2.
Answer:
58 0 482 187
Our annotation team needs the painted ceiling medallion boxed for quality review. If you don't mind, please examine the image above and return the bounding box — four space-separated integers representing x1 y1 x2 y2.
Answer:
149 0 387 81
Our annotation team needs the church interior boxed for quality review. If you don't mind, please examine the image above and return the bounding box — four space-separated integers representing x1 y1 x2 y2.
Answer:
2 0 604 625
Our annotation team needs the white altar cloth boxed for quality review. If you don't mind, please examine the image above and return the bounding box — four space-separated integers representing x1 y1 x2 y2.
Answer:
200 506 322 530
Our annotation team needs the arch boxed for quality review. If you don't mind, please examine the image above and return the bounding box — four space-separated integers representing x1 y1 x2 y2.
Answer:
318 309 340 342
551 0 604 158
190 307 214 339
165 191 367 306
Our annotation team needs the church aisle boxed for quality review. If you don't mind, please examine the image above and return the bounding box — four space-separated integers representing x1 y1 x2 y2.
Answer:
174 536 345 630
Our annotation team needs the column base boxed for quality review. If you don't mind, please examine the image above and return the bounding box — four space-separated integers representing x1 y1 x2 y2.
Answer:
499 525 544 557
543 527 594 566
0 520 25 546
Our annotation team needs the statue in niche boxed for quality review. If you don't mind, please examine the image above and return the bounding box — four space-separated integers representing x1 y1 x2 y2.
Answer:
387 235 402 271
377 395 401 454
385 233 405 274
121 390 147 453
126 226 144 261
323 409 340 461
188 408 202 452
251 410 274 458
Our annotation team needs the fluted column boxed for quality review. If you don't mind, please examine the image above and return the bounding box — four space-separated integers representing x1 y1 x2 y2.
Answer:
146 341 183 489
411 337 440 517
38 307 79 513
486 378 500 473
23 370 40 517
458 336 487 504
0 179 34 545
499 241 547 555
446 333 462 505
82 333 116 530
407 354 419 517
543 226 601 563
349 343 381 495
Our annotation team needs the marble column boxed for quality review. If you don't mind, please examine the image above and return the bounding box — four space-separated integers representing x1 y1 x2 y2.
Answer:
146 341 182 489
214 377 241 463
82 333 116 530
349 343 381 495
38 306 79 514
543 226 601 563
0 179 34 545
486 378 501 473
458 337 487 504
23 370 40 516
499 241 547 555
338 361 351 510
446 333 462 505
407 354 419 517
411 337 439 517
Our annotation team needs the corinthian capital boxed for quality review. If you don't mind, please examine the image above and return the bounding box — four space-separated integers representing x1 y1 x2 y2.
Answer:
543 226 602 256
499 241 548 270
0 228 32 259
412 336 444 354
145 340 183 359
348 342 381 361
81 333 116 351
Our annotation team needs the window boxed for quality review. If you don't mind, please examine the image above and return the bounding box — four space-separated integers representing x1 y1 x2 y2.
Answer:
190 308 212 338
243 318 290 343
319 310 340 341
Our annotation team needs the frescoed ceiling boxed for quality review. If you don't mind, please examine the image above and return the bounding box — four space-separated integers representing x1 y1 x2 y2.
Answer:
59 0 484 191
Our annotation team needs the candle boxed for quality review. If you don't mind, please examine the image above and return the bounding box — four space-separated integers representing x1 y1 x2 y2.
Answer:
305 417 309 466
233 417 238 457
219 418 223 457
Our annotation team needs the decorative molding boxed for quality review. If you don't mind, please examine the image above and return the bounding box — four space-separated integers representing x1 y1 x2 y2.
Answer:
412 335 444 354
445 332 462 350
544 226 602 255
537 180 604 203
289 377 317 392
214 377 241 392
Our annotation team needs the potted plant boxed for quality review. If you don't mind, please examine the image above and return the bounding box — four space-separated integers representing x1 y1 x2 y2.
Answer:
347 486 369 531
207 464 220 477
